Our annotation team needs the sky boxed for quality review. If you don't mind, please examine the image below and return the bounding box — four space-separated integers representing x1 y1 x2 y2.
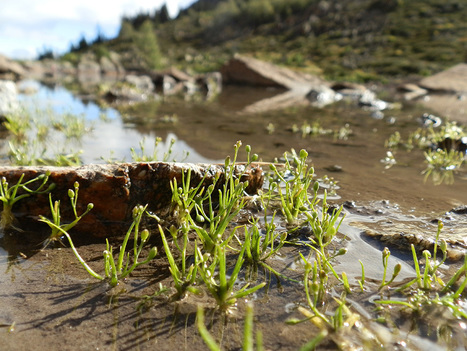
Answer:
0 0 197 59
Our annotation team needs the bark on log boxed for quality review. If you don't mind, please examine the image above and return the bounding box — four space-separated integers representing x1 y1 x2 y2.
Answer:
0 162 263 237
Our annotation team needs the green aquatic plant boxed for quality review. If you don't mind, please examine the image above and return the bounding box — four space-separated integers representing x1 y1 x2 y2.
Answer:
190 142 251 253
292 121 332 138
3 112 31 140
51 112 90 139
268 149 319 227
130 136 189 162
384 131 402 149
196 244 266 311
103 205 158 287
243 215 285 264
378 247 402 291
423 148 464 185
5 105 90 166
157 224 200 299
39 181 94 246
305 192 345 254
242 215 288 281
424 148 464 171
375 221 467 320
41 198 157 287
197 303 263 351
0 172 54 230
169 167 208 227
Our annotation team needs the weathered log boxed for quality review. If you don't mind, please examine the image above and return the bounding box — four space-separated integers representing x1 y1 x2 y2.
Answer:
0 162 263 237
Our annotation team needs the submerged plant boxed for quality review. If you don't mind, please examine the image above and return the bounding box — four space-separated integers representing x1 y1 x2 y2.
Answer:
196 244 265 311
190 141 251 253
130 137 189 162
40 181 94 245
268 149 318 227
375 221 467 321
41 196 157 287
157 224 200 299
197 303 263 351
0 172 54 230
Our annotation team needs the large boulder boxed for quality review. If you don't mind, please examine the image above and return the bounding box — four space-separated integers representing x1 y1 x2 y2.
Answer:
419 64 467 93
0 55 26 80
220 54 325 90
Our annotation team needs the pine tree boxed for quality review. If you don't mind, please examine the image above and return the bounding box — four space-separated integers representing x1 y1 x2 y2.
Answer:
135 20 162 70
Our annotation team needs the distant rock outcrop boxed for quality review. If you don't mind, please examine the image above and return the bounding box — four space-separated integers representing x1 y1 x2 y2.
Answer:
221 54 324 90
221 54 337 112
419 64 467 93
0 55 26 80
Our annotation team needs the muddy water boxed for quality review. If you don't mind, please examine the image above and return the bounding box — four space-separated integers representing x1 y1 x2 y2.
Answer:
1 81 467 350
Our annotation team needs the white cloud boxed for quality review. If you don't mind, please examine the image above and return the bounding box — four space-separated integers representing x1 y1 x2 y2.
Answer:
0 0 196 59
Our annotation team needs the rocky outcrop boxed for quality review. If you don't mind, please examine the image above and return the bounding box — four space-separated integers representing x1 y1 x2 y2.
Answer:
221 54 335 112
0 162 264 237
0 55 26 80
419 64 467 93
221 54 324 90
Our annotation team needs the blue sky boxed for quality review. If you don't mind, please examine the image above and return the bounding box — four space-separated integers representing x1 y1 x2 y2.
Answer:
0 0 197 59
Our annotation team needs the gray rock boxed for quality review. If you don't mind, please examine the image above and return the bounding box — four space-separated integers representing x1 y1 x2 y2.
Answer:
0 80 19 117
197 71 222 98
78 55 101 76
162 75 183 95
306 85 342 107
125 74 155 93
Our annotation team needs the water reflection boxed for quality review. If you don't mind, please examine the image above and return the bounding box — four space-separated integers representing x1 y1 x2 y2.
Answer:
12 80 467 216
17 81 220 164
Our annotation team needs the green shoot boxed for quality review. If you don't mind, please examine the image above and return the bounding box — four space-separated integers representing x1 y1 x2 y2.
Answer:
40 181 94 245
0 172 54 230
196 244 265 311
378 247 402 291
130 137 189 162
104 205 158 287
196 307 222 351
358 259 365 292
197 303 263 351
157 224 200 298
268 149 317 227
42 200 157 286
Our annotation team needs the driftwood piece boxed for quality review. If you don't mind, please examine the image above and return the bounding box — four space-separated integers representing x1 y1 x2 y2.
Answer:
0 162 263 237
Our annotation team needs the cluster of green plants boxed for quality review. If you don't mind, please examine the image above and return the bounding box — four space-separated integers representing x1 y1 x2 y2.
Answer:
3 107 89 166
2 139 466 349
384 120 466 184
290 121 353 141
3 103 188 166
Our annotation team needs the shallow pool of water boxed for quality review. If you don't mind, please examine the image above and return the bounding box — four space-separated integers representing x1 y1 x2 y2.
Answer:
15 80 467 215
1 80 466 350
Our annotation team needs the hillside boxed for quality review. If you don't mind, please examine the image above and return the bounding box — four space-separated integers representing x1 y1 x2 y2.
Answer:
62 0 467 82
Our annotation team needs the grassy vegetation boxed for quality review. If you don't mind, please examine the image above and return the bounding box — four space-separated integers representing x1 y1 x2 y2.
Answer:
54 0 467 81
59 0 467 81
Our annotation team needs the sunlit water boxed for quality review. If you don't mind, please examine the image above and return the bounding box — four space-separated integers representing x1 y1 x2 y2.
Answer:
1 80 466 350
16 80 219 164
